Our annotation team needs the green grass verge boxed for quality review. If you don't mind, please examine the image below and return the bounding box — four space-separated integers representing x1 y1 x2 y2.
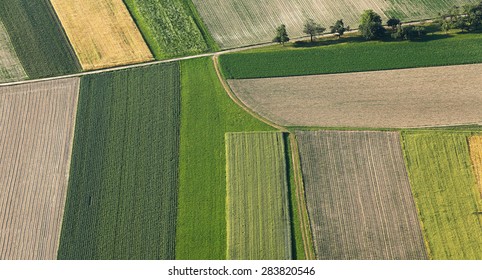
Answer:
402 131 482 259
219 32 482 79
226 132 292 260
123 0 217 59
58 63 180 260
0 0 80 79
177 57 274 260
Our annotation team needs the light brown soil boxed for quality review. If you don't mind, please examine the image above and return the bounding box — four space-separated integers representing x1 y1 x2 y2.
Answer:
229 64 482 128
0 78 79 259
469 136 482 198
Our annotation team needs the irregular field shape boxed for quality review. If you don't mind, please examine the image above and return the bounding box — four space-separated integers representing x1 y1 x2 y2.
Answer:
58 63 180 260
402 132 482 259
229 64 482 128
0 78 80 260
0 0 80 79
176 58 273 260
296 131 427 260
0 20 27 83
469 136 482 197
226 132 291 260
123 0 212 59
50 0 153 70
191 0 477 48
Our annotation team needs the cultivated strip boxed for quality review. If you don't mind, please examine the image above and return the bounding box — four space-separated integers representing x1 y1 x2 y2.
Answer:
0 20 27 83
469 136 482 198
0 78 80 259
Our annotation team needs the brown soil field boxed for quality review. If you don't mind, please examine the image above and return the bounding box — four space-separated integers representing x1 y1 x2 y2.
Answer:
0 78 79 259
229 64 482 128
0 20 27 83
469 136 482 198
50 0 153 70
296 130 427 260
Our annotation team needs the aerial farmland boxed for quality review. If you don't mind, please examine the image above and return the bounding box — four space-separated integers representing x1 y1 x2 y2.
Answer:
0 0 481 264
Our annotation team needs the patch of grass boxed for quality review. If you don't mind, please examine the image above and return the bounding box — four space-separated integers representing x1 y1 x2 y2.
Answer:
402 131 482 259
124 0 217 59
0 0 80 79
177 57 274 260
58 63 180 260
220 32 482 79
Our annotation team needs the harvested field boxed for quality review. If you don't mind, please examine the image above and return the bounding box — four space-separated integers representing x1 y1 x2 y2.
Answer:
0 0 80 79
0 20 27 83
50 0 153 70
469 136 482 197
58 63 180 260
0 78 80 260
228 64 482 128
296 131 427 260
226 132 291 260
192 0 477 48
402 132 482 259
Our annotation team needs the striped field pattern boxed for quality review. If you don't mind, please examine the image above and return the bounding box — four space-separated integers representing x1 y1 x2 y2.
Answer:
0 20 27 83
226 132 292 260
296 131 427 260
0 78 80 259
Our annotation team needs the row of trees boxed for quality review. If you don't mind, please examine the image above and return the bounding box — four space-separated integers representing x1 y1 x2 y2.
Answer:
439 2 482 33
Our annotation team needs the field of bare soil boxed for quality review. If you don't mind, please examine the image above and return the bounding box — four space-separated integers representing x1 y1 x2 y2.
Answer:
0 78 79 259
229 64 482 128
296 130 427 259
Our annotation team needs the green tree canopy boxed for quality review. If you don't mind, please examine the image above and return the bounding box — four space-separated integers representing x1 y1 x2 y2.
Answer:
359 10 386 40
303 19 326 42
273 24 290 45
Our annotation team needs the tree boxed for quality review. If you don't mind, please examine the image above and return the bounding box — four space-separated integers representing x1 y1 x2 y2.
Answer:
359 10 386 40
330 19 346 39
465 2 482 31
392 25 427 40
387 18 401 31
303 19 326 42
273 24 290 45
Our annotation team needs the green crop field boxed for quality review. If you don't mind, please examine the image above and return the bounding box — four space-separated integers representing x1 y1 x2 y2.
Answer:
402 131 482 259
0 0 80 79
0 20 27 83
57 63 180 260
220 32 482 79
124 0 217 59
226 132 292 260
176 57 275 260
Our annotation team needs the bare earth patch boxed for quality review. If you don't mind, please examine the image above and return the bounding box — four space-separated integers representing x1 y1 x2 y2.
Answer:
0 78 79 259
229 64 482 128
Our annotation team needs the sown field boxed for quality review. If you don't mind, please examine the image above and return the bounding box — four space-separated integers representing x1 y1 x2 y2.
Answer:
0 20 27 83
123 0 217 59
0 0 80 79
50 0 153 70
228 64 482 128
0 78 80 260
402 132 482 259
297 131 427 260
220 32 482 79
469 136 482 197
192 0 477 48
226 132 291 260
58 63 180 260
176 57 274 260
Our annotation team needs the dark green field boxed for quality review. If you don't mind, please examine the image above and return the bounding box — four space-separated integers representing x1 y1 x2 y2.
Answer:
0 0 80 79
220 32 482 79
176 57 274 259
58 63 180 260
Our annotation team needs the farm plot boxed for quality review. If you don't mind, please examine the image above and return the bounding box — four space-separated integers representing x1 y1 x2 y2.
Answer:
0 0 80 79
0 78 80 260
296 131 427 260
123 0 216 59
226 132 291 260
57 63 180 260
0 20 27 83
50 0 153 70
228 64 482 128
402 132 482 259
469 136 482 197
191 0 477 48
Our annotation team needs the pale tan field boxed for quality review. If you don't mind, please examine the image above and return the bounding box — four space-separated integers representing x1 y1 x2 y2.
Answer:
469 136 482 198
0 78 79 259
229 64 482 128
50 0 153 70
0 20 27 83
